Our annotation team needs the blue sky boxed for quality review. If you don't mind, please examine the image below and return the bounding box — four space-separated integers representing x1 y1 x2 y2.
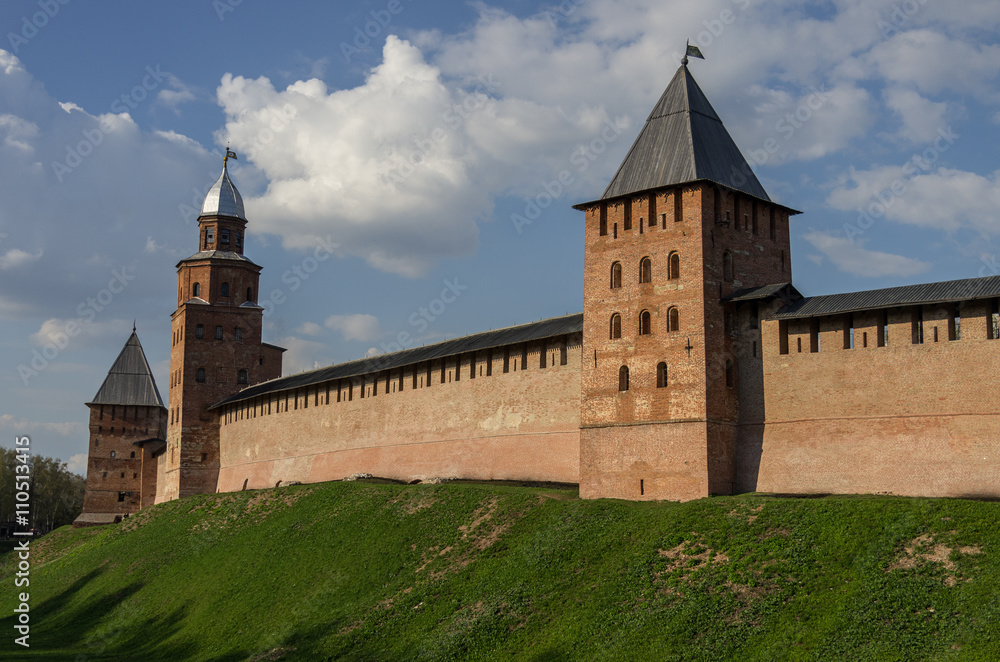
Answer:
1 0 998 472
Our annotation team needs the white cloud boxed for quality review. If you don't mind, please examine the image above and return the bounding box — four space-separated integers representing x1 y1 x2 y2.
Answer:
156 74 197 112
0 248 42 270
273 336 332 375
827 165 1000 235
30 318 133 348
0 113 38 152
0 414 86 438
883 87 948 143
297 321 324 336
324 314 382 342
67 453 88 475
803 230 930 278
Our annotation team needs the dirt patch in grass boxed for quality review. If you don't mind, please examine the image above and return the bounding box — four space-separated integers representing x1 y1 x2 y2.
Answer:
889 533 983 586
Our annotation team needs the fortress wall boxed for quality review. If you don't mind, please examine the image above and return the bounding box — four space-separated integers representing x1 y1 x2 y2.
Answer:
750 300 1000 497
216 336 582 491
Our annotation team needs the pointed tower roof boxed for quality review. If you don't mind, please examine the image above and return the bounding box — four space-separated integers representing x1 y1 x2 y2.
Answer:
596 64 771 202
200 159 246 220
88 331 165 408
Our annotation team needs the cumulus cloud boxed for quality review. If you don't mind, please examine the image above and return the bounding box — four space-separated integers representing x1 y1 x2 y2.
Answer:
803 231 930 278
0 414 87 437
0 113 38 152
30 318 133 348
883 87 949 143
297 321 324 336
827 165 1000 235
0 248 42 270
273 336 332 375
324 314 382 342
67 453 88 475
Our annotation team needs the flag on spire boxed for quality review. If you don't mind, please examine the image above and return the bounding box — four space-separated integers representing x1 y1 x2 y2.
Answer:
685 41 705 60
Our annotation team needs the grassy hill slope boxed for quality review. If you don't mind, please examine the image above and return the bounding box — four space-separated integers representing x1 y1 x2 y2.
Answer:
2 481 999 661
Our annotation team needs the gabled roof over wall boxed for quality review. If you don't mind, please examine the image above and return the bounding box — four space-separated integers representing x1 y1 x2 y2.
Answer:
577 64 774 207
210 313 584 409
773 276 1000 319
88 332 165 408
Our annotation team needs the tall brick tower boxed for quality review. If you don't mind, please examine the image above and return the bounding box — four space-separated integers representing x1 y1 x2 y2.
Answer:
74 330 168 526
575 63 798 501
160 152 284 502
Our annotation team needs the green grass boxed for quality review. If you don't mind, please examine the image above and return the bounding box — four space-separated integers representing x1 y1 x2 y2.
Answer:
2 481 999 661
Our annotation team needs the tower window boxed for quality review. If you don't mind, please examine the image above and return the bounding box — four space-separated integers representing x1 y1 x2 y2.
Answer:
623 203 632 231
668 252 680 280
599 205 607 236
639 257 651 284
769 207 776 240
234 327 243 341
215 326 223 340
221 282 230 297
221 229 230 244
237 369 248 384
205 227 215 246
610 313 622 340
196 368 206 382
611 262 622 289
656 362 668 388
618 365 629 391
110 450 116 458
667 307 679 332
639 310 651 335
723 251 734 282
235 232 242 248
196 324 204 338
130 451 135 458
192 282 201 297
247 287 253 302
725 359 734 388
118 492 125 502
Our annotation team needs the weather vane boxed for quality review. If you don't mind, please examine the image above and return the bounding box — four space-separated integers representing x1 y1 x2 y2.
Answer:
681 40 705 66
223 146 238 164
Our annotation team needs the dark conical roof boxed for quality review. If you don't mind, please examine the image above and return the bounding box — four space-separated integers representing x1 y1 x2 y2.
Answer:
599 64 771 202
88 332 165 408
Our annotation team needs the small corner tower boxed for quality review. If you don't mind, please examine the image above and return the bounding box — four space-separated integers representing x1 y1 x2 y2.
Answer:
161 151 284 502
74 329 167 526
575 61 799 501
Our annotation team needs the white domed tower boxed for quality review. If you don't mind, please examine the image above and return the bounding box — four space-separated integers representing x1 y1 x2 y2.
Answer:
159 152 284 502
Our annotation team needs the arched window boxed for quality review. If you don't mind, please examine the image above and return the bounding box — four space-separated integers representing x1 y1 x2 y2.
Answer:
221 282 230 297
725 359 734 388
656 362 668 388
667 307 679 332
234 327 243 342
639 310 651 335
237 369 248 384
110 450 116 458
723 251 734 282
668 252 680 280
246 287 253 302
610 313 622 339
192 282 201 297
196 368 206 382
618 365 629 391
639 257 652 284
611 262 622 289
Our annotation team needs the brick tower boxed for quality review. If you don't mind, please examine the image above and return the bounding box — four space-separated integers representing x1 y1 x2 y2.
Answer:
74 330 168 526
160 152 284 502
575 63 798 501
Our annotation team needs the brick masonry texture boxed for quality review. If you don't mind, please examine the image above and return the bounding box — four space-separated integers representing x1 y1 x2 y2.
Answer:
216 337 582 490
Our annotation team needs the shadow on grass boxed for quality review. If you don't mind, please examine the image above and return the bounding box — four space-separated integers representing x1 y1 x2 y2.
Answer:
0 566 245 661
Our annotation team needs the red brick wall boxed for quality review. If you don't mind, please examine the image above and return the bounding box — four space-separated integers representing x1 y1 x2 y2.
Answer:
216 336 581 490
750 299 1000 497
77 404 166 523
579 183 793 500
